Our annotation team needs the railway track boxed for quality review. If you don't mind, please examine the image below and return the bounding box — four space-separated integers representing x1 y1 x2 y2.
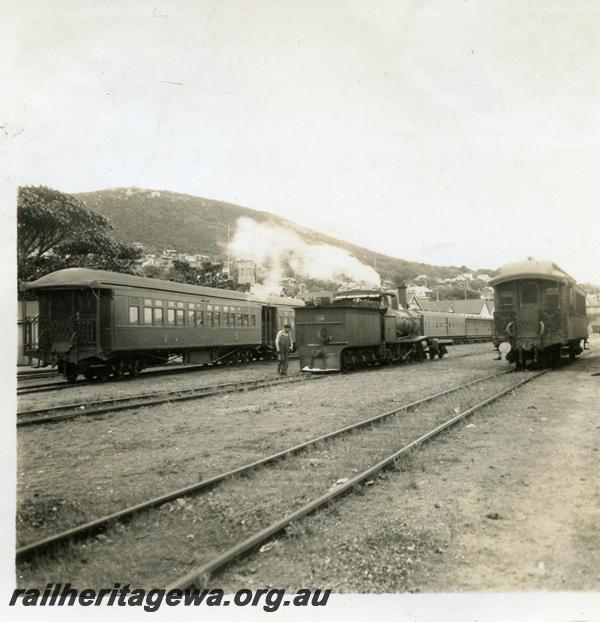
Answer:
17 381 68 396
16 350 489 395
17 370 59 381
17 368 520 562
16 358 289 396
16 375 314 427
168 368 547 589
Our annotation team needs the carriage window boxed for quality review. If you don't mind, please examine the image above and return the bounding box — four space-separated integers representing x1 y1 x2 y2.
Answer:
176 309 185 325
214 312 220 327
177 301 184 309
223 313 229 327
251 314 256 327
521 282 538 304
129 306 140 325
144 307 152 324
243 314 249 327
575 293 586 315
168 301 175 308
167 309 175 326
154 308 164 325
195 310 204 326
238 313 243 326
188 310 195 326
206 311 213 327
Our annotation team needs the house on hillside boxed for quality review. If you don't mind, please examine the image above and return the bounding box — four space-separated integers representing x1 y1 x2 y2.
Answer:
233 259 257 285
406 284 433 302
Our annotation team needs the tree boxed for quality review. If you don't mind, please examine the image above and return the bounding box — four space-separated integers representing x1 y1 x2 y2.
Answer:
18 186 110 262
18 185 141 282
166 259 242 291
141 264 166 279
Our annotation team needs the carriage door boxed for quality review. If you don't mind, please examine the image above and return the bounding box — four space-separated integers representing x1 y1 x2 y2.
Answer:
518 280 540 337
261 306 277 347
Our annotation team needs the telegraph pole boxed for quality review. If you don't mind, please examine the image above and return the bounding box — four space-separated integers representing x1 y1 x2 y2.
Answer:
227 223 230 276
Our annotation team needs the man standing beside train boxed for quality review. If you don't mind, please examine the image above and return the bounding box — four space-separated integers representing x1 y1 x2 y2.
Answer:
275 323 293 376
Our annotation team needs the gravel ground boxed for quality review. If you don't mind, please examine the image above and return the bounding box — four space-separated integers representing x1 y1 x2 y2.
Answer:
16 343 492 412
16 359 300 412
211 343 599 592
17 364 517 588
16 345 498 577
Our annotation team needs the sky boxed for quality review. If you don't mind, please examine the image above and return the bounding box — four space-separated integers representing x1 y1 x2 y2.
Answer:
4 0 600 283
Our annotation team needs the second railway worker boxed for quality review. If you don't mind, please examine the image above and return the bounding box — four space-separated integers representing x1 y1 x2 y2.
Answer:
275 323 293 376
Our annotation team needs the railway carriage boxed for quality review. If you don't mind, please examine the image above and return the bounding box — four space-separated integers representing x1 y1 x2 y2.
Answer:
490 259 587 368
22 268 298 382
417 311 493 343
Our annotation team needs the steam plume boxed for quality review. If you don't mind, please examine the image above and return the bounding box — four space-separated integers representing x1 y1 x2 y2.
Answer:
229 217 381 291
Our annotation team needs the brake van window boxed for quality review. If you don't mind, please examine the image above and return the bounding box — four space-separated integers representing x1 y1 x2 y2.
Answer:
521 282 538 304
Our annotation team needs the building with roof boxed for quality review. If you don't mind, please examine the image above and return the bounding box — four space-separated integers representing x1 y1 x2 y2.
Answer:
451 299 494 318
410 297 494 317
410 298 454 312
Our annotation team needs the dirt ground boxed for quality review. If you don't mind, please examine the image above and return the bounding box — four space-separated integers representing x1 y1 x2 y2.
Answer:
216 344 600 592
16 341 599 590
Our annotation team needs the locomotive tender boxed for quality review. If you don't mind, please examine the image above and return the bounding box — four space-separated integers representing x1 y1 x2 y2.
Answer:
296 289 452 372
490 259 588 368
22 268 299 382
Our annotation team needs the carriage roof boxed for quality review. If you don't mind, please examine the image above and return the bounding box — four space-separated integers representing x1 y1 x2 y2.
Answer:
22 268 301 307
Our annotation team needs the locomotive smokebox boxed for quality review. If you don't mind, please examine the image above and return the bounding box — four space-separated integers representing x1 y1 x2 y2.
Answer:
395 317 417 338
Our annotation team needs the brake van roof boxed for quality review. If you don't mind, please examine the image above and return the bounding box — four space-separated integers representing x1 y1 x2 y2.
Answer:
22 268 301 307
489 260 578 287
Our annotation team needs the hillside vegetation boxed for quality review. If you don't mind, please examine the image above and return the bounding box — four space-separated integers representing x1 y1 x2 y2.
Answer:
76 187 477 282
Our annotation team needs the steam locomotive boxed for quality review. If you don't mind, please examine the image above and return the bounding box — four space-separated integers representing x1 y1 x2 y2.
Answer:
295 289 452 372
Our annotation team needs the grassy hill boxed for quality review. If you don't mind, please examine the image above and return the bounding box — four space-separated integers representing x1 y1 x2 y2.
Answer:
76 187 475 282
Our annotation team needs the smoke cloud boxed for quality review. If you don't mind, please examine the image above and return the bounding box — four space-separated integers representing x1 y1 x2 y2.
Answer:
229 217 381 292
